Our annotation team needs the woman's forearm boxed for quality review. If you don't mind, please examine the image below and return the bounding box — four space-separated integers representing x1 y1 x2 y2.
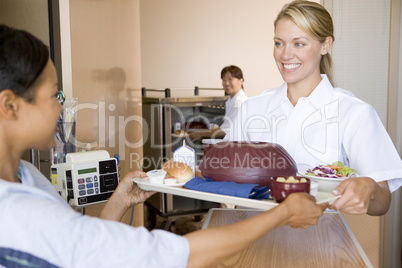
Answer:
184 205 289 267
367 181 391 216
184 193 327 267
98 192 129 221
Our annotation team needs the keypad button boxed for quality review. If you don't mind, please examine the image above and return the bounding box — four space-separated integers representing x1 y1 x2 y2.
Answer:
78 185 85 190
94 176 98 181
86 177 93 183
87 189 94 194
79 190 86 196
94 182 99 187
86 183 94 188
78 178 85 184
78 197 87 204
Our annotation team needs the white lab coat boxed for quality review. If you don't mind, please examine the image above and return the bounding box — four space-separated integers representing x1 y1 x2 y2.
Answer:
220 89 248 134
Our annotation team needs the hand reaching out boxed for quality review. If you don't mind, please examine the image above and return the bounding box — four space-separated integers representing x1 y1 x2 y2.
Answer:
281 193 328 229
99 170 156 221
113 171 156 209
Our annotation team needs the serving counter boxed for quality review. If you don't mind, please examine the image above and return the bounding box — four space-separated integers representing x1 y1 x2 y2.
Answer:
202 209 373 268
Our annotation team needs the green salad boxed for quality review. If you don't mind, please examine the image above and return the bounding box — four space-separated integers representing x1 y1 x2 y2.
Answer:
306 161 357 178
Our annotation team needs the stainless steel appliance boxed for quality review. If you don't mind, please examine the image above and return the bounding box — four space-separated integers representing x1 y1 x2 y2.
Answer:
141 87 227 228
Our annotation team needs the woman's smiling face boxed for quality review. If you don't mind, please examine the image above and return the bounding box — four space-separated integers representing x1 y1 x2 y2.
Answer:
274 18 328 88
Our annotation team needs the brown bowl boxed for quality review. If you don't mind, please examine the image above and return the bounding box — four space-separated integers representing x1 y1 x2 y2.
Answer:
271 176 311 203
199 141 297 186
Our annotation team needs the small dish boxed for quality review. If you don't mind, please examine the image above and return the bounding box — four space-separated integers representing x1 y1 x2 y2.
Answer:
271 176 311 203
146 169 167 184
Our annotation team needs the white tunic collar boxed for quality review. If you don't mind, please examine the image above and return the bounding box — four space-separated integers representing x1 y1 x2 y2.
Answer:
268 74 334 113
228 89 245 102
305 75 334 109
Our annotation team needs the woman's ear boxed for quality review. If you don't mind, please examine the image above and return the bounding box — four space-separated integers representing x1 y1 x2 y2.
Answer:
321 36 333 55
0 90 19 119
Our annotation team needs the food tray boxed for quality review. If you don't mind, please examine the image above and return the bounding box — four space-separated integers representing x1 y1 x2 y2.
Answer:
133 178 340 211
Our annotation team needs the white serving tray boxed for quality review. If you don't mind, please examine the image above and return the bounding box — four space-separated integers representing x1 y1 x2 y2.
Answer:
133 178 340 211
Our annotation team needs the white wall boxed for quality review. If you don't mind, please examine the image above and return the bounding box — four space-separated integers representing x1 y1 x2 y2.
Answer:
139 0 319 97
68 0 144 226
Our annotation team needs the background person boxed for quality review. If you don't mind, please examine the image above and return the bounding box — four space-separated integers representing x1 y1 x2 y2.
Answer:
0 24 327 268
226 0 402 216
189 65 248 142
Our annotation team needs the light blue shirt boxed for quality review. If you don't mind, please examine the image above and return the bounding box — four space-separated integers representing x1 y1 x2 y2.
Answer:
0 160 190 267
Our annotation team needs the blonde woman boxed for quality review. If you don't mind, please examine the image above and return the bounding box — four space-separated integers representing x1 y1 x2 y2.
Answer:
228 0 401 216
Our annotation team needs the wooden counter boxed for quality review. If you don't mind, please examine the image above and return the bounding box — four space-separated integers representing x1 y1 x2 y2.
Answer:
202 209 373 268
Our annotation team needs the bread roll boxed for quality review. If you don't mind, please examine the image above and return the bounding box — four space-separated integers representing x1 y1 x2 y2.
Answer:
162 159 193 183
175 129 187 135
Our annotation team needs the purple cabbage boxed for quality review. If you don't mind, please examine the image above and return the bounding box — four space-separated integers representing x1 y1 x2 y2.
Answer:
307 166 338 178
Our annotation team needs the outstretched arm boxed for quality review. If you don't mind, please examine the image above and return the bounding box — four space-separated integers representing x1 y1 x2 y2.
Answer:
184 193 328 268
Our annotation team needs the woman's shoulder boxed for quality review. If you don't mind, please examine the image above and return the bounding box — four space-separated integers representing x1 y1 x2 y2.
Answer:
332 87 371 108
20 160 45 178
19 160 62 196
332 86 359 99
330 87 381 123
319 77 370 110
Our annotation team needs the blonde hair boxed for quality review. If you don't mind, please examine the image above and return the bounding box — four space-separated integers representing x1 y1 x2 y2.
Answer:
274 0 335 86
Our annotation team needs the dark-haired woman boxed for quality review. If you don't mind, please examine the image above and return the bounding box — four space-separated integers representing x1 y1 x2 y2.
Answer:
189 65 248 141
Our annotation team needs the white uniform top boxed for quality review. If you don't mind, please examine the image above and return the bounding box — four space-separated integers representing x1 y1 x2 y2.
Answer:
227 75 402 192
220 89 248 134
0 160 190 268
